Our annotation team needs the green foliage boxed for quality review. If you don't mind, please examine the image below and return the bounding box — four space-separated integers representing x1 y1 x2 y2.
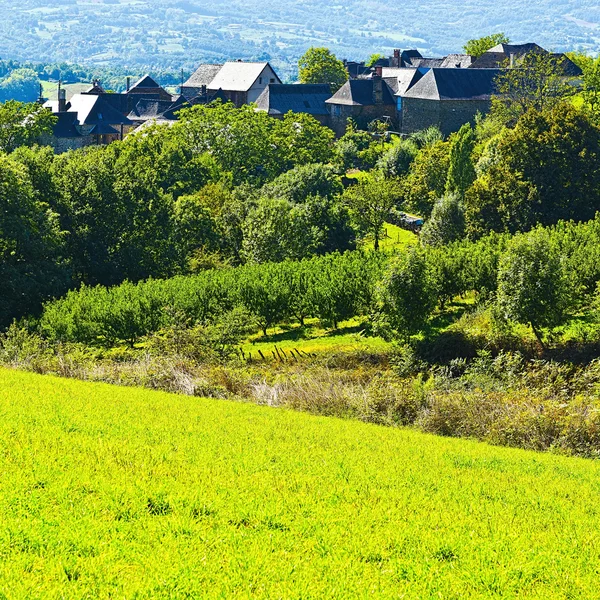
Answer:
377 249 436 340
0 101 56 153
333 122 376 171
466 105 600 237
445 123 476 196
420 193 466 247
39 251 383 345
402 139 451 216
261 163 343 203
0 153 69 327
578 54 600 120
297 47 348 92
365 53 385 67
376 137 418 178
497 228 571 344
463 33 510 58
343 174 403 250
0 68 40 102
492 51 576 125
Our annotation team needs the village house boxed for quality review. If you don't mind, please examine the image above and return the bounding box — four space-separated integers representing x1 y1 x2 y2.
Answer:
42 87 133 152
255 83 331 125
398 68 500 136
181 61 282 107
325 68 397 135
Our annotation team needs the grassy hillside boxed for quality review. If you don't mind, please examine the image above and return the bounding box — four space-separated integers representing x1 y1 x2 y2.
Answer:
1 368 599 598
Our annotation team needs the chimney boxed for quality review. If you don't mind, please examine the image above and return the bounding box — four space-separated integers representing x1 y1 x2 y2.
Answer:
393 49 400 67
509 53 515 68
374 65 383 78
58 86 67 112
126 76 131 92
373 76 383 105
201 84 207 97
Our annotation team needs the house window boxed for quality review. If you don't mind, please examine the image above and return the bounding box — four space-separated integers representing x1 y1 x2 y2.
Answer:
259 77 263 84
332 105 341 117
396 97 402 111
270 78 276 83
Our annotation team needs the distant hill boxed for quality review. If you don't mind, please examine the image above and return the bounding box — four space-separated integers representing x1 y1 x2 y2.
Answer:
0 0 598 80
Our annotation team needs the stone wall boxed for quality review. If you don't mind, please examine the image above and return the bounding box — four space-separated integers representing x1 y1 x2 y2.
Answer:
401 98 492 136
328 103 397 136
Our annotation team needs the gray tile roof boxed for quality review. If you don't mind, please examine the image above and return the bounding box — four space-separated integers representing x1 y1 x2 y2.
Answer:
402 68 500 101
440 54 474 68
381 68 424 96
325 78 396 106
208 61 281 92
183 64 222 88
255 84 331 115
129 75 162 90
51 112 82 138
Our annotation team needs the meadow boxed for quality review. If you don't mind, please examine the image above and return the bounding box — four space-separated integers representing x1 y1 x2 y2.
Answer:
1 368 600 598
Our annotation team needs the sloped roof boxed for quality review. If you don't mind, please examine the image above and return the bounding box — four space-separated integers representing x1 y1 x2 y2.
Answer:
470 43 544 68
183 64 222 88
487 42 544 55
402 68 500 101
88 123 120 135
52 112 82 138
440 54 474 68
255 84 331 116
130 75 162 90
325 79 396 106
128 99 174 121
381 68 424 96
410 57 445 68
207 62 281 92
66 94 132 125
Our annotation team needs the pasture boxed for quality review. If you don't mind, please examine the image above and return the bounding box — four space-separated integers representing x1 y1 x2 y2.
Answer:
0 368 599 598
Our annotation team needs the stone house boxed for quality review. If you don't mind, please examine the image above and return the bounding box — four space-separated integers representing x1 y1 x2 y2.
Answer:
207 61 281 106
399 68 499 136
181 64 223 100
43 89 133 152
181 61 282 107
325 70 397 135
255 83 332 125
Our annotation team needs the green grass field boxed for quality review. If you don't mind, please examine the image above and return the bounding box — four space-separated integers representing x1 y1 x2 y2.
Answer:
1 367 600 599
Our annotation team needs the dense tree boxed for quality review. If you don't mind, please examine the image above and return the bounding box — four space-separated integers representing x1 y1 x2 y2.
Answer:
445 123 476 196
261 163 343 203
463 33 510 58
492 51 576 125
496 229 570 346
465 105 600 237
402 140 451 216
298 47 348 92
377 249 436 340
0 154 69 327
271 113 335 170
377 138 418 178
420 193 466 247
0 101 56 153
0 69 40 102
342 174 402 250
